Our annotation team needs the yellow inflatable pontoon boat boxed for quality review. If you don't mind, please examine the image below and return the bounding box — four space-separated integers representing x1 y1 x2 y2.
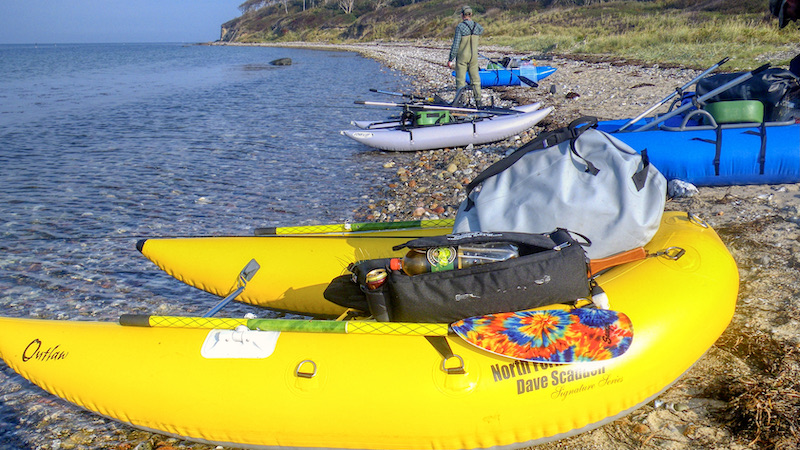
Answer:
137 218 455 317
0 212 738 449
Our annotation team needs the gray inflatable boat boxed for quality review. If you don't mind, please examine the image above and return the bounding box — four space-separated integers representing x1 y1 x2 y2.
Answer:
341 103 552 151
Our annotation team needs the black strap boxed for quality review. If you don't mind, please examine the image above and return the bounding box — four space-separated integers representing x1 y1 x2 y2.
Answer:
691 130 723 177
569 134 600 175
695 125 767 178
744 124 768 175
463 117 599 211
758 122 767 175
630 148 651 191
713 126 723 176
400 109 414 131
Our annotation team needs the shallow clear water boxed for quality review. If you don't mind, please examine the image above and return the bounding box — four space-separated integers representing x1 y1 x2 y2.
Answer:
0 42 411 449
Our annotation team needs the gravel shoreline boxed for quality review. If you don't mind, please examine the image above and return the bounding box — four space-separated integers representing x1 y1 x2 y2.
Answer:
234 40 800 449
233 40 712 223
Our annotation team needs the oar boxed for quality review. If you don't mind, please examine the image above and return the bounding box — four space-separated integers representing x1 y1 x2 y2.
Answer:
201 259 260 317
357 118 412 129
617 57 730 132
253 218 455 236
479 53 507 67
370 88 414 98
120 314 451 336
633 63 771 132
120 307 633 363
369 88 431 102
355 100 520 115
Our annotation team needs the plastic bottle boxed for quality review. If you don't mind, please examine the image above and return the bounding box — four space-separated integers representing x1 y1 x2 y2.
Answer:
390 243 519 276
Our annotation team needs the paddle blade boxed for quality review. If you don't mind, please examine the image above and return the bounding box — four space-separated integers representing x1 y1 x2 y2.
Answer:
518 75 539 88
451 308 633 363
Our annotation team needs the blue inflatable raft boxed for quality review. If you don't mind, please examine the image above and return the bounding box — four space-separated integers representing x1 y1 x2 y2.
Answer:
592 63 800 186
453 65 557 87
599 117 800 186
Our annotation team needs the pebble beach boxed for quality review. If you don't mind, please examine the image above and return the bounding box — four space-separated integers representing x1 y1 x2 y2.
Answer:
240 40 800 449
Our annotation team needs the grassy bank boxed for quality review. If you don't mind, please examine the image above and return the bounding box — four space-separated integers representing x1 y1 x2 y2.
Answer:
483 1 799 70
224 0 800 70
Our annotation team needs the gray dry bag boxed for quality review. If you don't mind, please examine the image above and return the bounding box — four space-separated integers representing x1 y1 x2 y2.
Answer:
453 117 667 259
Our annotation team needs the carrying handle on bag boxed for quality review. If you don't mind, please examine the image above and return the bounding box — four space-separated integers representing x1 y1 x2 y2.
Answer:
566 117 600 175
464 117 599 211
566 116 598 135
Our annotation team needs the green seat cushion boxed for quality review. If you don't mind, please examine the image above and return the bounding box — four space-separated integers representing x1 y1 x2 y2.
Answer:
705 100 764 124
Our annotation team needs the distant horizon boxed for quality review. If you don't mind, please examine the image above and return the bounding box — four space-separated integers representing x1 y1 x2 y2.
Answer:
0 41 219 46
0 0 241 45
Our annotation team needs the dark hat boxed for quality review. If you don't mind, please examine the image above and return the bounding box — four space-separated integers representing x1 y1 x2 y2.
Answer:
770 0 789 28
460 5 473 15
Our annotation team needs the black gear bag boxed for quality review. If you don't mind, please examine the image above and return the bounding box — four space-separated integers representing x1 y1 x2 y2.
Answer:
323 230 591 323
696 68 800 121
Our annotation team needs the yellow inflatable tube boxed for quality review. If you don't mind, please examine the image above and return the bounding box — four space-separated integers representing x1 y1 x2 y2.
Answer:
138 224 451 317
0 212 739 449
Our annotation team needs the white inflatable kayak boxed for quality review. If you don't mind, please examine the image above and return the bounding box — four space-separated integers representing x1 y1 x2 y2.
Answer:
351 102 543 130
342 105 552 151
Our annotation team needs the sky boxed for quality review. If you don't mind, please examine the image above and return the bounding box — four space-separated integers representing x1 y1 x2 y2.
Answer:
0 0 244 44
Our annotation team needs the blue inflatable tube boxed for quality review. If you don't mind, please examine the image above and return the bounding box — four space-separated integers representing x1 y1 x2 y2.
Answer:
598 119 800 186
453 66 557 87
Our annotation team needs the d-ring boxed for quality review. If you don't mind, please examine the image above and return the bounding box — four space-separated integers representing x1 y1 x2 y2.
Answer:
442 354 466 375
657 247 686 260
688 213 709 228
295 360 317 379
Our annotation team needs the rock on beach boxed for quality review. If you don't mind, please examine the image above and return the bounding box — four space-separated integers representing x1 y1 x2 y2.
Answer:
246 40 800 449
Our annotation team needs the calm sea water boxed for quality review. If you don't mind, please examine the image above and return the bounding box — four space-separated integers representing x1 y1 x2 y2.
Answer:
0 43 412 449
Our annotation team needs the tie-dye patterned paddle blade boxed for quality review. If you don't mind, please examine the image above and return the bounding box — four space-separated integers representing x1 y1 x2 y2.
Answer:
451 308 633 363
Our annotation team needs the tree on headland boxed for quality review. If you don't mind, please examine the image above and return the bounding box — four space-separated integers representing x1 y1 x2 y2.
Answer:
339 0 356 13
239 0 269 13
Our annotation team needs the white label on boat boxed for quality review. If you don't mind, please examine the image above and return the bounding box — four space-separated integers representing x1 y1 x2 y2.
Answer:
201 326 280 359
351 131 373 139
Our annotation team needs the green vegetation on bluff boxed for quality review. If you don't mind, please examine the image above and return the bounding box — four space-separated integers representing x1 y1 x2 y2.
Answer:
221 0 800 70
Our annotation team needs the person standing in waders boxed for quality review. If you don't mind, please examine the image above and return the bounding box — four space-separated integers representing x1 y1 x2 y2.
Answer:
447 6 484 107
